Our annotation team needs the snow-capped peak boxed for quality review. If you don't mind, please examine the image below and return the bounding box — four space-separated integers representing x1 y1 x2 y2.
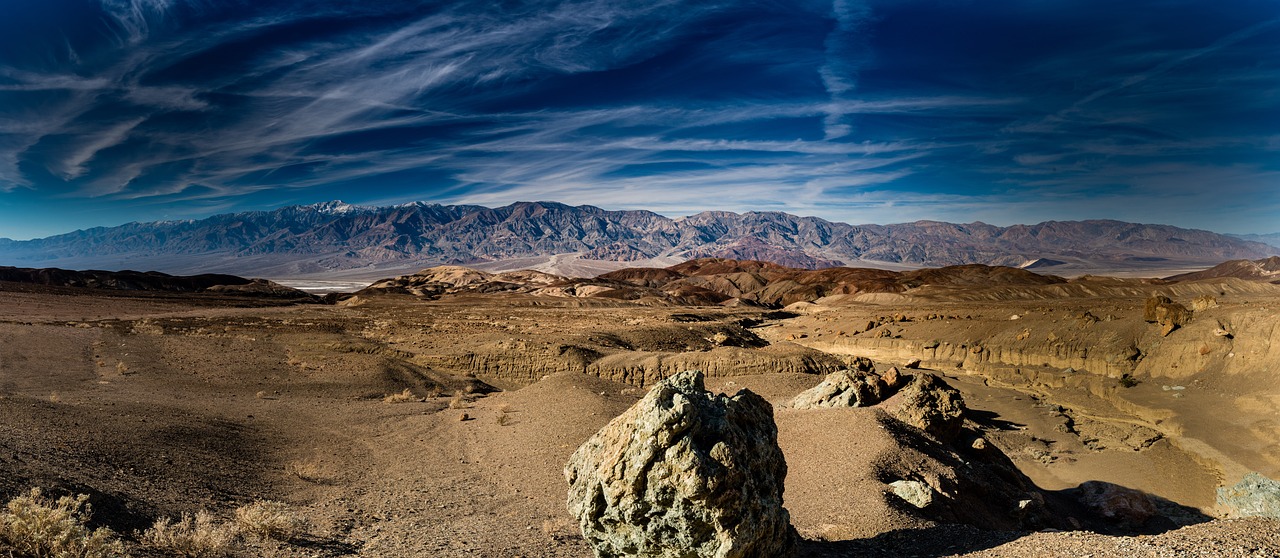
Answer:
305 200 368 215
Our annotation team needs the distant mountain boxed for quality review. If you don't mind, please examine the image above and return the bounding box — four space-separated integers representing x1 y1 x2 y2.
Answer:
1230 232 1280 250
0 201 1274 278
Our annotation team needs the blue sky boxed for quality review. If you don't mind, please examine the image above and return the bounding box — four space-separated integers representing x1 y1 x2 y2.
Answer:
0 0 1277 239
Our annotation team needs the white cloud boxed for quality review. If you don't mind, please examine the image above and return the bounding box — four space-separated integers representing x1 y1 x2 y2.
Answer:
99 0 177 44
60 118 146 180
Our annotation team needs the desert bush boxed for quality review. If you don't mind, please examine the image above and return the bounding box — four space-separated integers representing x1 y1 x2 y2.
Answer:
140 510 238 557
1119 373 1140 388
448 394 470 409
285 460 337 485
382 388 418 403
233 501 304 542
0 488 128 558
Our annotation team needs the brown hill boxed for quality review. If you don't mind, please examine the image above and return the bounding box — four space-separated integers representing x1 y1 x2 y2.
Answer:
0 266 313 299
1165 256 1280 283
354 259 1067 308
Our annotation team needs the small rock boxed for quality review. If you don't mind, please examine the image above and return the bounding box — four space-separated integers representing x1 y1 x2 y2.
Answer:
889 480 935 509
1214 321 1233 338
904 359 922 369
881 366 904 391
849 356 875 373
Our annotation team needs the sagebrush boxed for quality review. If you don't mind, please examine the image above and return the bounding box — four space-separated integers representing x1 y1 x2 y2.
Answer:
0 488 128 558
140 510 238 557
233 501 304 542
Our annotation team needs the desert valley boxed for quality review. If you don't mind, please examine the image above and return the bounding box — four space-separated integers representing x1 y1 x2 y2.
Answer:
2 246 1280 556
4 1 1279 555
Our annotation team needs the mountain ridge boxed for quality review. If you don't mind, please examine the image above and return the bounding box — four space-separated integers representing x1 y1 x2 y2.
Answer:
0 201 1274 278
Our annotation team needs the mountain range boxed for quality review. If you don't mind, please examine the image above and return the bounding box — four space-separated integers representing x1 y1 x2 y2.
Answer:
0 201 1275 279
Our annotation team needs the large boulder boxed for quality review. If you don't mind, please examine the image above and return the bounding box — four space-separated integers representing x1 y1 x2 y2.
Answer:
564 370 797 558
790 369 887 409
1217 472 1280 518
1143 295 1191 336
1075 481 1157 526
889 373 966 443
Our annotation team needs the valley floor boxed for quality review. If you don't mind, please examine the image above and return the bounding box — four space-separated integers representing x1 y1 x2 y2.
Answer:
1 281 1278 556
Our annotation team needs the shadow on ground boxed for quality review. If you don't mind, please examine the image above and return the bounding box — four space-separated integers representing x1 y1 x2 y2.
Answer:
799 524 1025 557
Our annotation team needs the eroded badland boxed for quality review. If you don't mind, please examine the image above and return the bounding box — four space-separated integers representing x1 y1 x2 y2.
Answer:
2 261 1279 556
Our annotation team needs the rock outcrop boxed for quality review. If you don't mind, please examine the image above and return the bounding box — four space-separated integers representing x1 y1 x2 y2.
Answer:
888 373 967 443
564 370 797 557
1143 295 1191 336
1217 472 1280 519
1075 481 1158 527
790 367 905 409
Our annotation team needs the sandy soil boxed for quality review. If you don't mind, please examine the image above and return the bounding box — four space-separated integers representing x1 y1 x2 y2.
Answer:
1 280 1278 556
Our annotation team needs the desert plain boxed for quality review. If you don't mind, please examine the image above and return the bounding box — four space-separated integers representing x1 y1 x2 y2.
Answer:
2 260 1280 557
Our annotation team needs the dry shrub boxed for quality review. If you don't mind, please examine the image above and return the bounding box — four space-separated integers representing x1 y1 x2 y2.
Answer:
285 460 337 485
448 394 470 409
141 510 238 557
541 517 577 540
497 404 514 426
233 501 304 542
0 488 127 558
382 389 418 403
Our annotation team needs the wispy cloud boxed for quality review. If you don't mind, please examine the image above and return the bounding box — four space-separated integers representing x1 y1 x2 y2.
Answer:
0 0 1278 238
819 0 873 140
1006 16 1280 137
60 117 146 180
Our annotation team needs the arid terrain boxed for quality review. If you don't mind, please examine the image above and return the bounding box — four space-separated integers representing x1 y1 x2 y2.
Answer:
2 260 1279 556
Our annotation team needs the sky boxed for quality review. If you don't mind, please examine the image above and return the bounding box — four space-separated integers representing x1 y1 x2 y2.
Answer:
0 0 1278 239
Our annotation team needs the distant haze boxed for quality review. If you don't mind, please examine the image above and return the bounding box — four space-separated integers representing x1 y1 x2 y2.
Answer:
0 1 1277 239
